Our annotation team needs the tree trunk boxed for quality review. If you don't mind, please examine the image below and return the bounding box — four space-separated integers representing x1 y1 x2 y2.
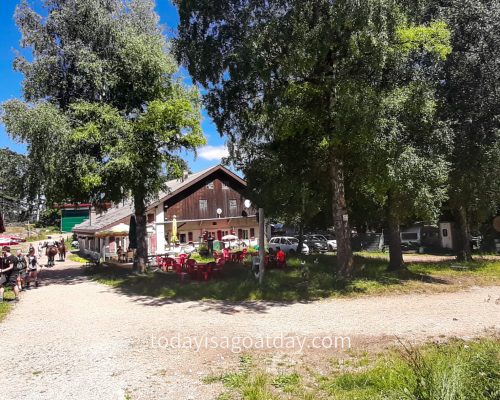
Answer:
133 192 148 273
386 193 404 271
297 221 305 255
330 158 353 277
455 206 472 261
258 207 265 285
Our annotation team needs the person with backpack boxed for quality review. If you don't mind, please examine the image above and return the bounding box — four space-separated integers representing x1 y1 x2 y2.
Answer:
26 248 40 288
15 249 28 291
0 246 21 302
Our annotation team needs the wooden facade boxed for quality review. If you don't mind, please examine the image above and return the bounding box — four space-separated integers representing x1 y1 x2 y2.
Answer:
156 168 258 247
163 171 253 221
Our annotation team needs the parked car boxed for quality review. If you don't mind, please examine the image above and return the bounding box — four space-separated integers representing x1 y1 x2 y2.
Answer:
302 235 328 253
311 234 337 251
268 237 309 255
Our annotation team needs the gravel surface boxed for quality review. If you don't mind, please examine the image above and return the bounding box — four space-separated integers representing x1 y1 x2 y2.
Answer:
1 251 499 400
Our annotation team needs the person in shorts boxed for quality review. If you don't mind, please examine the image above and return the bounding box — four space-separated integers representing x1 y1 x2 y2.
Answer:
0 246 21 302
26 248 40 288
15 249 28 291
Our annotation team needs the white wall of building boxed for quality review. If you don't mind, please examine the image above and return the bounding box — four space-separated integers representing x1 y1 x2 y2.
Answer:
155 205 166 254
439 222 453 249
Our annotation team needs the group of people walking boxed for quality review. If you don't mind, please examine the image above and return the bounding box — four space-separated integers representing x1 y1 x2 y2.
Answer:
0 243 42 302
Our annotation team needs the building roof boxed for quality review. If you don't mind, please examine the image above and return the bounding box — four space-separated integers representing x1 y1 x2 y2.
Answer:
72 164 245 234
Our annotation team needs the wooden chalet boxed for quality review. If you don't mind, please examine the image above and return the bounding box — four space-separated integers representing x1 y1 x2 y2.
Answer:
72 165 258 255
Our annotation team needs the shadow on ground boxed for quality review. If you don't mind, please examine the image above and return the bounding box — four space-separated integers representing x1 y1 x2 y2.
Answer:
38 265 89 286
78 253 471 314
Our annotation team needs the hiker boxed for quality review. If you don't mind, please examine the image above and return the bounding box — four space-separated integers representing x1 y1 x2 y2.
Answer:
0 246 21 302
16 249 28 290
37 242 43 258
26 248 40 288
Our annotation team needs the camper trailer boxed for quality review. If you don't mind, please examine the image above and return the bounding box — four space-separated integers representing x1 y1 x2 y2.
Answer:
400 223 440 248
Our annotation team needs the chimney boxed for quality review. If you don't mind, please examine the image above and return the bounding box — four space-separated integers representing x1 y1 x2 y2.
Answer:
89 206 97 226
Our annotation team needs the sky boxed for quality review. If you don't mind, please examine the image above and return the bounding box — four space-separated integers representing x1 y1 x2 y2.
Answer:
0 0 228 172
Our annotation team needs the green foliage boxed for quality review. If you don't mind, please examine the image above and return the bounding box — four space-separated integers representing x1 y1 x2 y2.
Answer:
1 0 205 206
0 147 27 200
36 208 61 228
396 21 452 60
438 0 500 228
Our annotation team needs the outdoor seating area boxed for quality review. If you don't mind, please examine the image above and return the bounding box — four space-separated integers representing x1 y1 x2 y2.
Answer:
155 253 225 282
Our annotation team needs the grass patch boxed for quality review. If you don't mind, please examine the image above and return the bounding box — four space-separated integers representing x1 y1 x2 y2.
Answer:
0 302 12 322
0 290 16 322
68 253 88 263
85 253 500 302
207 339 500 400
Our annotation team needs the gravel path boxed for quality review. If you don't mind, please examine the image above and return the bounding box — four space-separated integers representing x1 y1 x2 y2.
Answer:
0 255 499 400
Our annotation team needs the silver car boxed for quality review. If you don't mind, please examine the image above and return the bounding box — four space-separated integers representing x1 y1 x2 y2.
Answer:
268 237 309 255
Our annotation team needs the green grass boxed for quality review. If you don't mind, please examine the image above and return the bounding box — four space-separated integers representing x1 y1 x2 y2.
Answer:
25 227 61 242
85 252 500 302
68 253 88 263
0 290 16 322
0 302 12 322
206 339 500 400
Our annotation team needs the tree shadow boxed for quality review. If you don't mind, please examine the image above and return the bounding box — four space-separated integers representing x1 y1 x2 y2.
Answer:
38 265 89 286
78 253 467 313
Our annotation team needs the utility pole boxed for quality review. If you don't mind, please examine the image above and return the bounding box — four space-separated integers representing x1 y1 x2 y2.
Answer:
258 207 265 285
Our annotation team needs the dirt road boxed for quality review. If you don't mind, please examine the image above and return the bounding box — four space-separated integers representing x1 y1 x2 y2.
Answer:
0 259 498 400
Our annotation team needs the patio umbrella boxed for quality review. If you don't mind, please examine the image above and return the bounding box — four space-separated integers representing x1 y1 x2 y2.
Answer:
222 234 238 241
171 215 177 242
96 223 130 237
128 215 137 249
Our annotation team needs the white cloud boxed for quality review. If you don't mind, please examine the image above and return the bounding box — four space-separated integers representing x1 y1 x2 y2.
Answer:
198 145 229 161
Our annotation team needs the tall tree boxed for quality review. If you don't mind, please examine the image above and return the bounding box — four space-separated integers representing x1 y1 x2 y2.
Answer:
175 0 451 275
360 21 452 271
438 0 500 261
174 0 404 276
2 0 205 271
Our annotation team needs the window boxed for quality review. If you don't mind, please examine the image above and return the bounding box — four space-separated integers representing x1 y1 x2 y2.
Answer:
401 232 418 241
241 229 249 239
206 180 214 189
442 229 448 237
147 213 154 223
188 232 193 242
280 238 287 245
199 199 208 211
229 199 237 212
250 228 255 238
222 180 229 190
179 233 186 243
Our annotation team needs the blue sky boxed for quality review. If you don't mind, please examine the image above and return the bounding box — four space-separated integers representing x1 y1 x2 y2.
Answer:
0 0 228 172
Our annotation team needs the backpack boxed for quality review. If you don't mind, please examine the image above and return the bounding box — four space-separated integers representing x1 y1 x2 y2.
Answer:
28 256 37 269
16 257 27 271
